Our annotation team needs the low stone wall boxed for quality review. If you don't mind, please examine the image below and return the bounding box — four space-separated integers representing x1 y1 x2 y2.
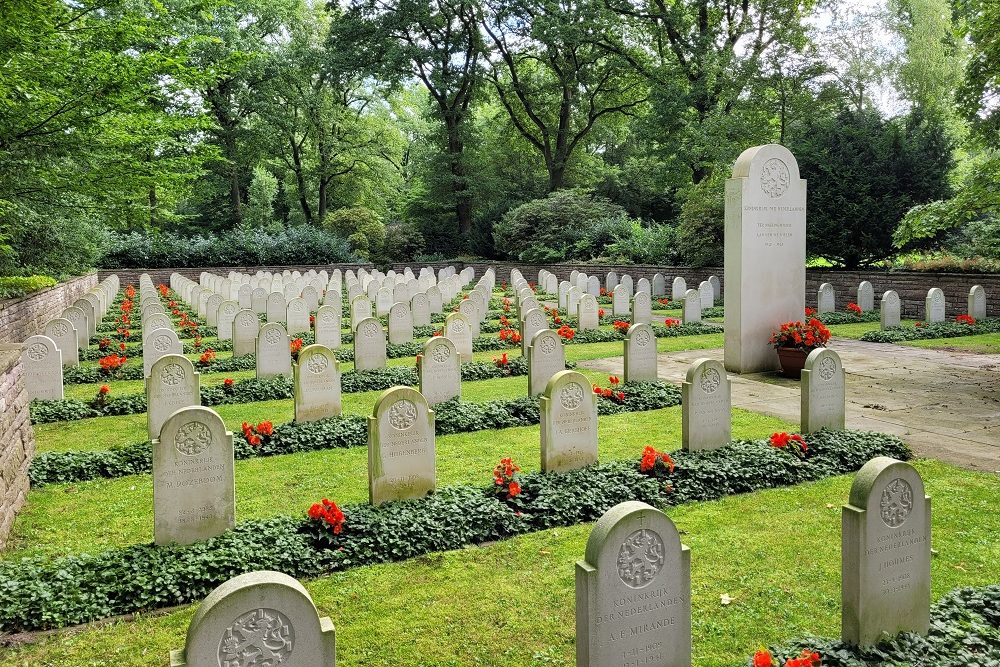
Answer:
97 264 374 288
0 350 34 548
0 272 98 344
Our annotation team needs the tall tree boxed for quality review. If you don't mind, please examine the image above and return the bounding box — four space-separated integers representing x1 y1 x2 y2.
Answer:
332 0 482 235
481 0 648 191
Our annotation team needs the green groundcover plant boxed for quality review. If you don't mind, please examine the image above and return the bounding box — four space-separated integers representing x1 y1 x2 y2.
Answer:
0 429 909 632
861 318 1000 343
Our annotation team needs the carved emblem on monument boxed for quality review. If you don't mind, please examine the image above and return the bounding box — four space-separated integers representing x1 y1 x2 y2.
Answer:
174 421 212 456
700 367 721 394
760 158 790 198
560 382 585 410
388 399 417 430
819 357 837 381
218 608 294 666
880 478 914 528
617 529 666 588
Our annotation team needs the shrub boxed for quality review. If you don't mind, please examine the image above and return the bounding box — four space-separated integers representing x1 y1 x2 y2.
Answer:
0 276 58 299
675 173 725 267
322 206 386 260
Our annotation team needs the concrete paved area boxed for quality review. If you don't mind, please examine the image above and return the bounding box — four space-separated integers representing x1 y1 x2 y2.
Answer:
581 337 1000 473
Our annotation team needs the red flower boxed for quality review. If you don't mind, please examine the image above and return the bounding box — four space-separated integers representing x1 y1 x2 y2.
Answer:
956 314 976 325
118 342 127 352
308 498 346 535
613 320 630 333
198 348 216 366
598 308 605 318
804 307 816 316
770 432 790 448
98 385 110 395
753 649 775 667
492 457 522 501
609 375 620 385
616 391 625 401
664 318 680 327
99 338 111 350
847 302 862 315
508 481 521 497
593 384 602 394
257 421 274 436
223 378 234 387
249 434 262 446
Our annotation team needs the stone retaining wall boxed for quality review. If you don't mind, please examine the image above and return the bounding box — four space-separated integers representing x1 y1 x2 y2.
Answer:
0 273 98 344
98 264 374 289
0 350 34 548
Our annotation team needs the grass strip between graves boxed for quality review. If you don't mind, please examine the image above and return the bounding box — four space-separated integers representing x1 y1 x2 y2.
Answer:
0 429 910 633
28 381 679 485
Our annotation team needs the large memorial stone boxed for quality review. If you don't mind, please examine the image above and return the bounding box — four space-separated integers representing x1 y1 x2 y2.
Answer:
724 144 806 373
968 285 986 320
681 359 731 451
801 348 845 432
924 288 945 323
671 276 686 302
153 406 234 546
20 335 63 401
256 323 292 379
169 571 337 667
881 290 901 329
44 318 79 367
624 323 657 383
682 289 701 324
147 354 200 440
578 294 599 331
233 309 260 357
294 344 341 422
143 327 182 378
445 313 474 362
368 387 436 505
286 297 310 336
632 291 652 325
817 283 835 313
858 281 875 312
354 317 388 371
418 336 461 405
528 329 565 396
540 370 598 473
314 304 342 349
576 501 691 667
842 457 931 647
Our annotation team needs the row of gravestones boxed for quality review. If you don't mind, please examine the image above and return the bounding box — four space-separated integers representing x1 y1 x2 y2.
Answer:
16 274 120 401
169 455 929 666
536 268 722 304
817 282 989 328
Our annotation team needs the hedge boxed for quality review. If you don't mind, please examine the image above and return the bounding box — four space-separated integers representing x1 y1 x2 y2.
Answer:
29 381 679 485
860 318 1000 343
815 311 881 325
0 275 58 300
0 429 910 631
756 585 1000 667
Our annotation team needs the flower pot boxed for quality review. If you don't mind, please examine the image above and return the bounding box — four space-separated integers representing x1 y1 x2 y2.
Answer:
775 347 810 379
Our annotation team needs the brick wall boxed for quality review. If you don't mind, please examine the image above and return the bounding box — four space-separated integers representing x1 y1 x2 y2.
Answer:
98 264 374 288
0 350 34 548
0 273 98 344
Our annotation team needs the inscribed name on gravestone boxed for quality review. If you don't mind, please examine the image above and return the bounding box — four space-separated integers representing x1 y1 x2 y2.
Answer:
21 335 63 401
354 317 387 371
681 359 731 451
724 144 806 373
801 348 845 432
233 309 260 357
44 318 79 367
294 344 341 422
528 329 565 396
153 406 234 546
147 354 200 440
418 336 461 405
842 457 931 647
881 291 901 329
540 370 598 473
624 323 658 383
169 570 337 667
314 305 341 349
968 285 986 320
257 323 292 379
576 501 691 667
368 387 436 505
925 288 945 322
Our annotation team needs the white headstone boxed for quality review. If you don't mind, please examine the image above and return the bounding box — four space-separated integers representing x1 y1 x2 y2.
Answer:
528 329 565 396
606 271 619 291
698 280 713 309
682 289 702 324
842 457 930 647
631 291 652 325
368 386 436 505
44 318 79 367
354 317 388 371
256 323 292 379
708 275 721 301
233 309 260 357
817 283 835 314
880 291 901 329
217 300 239 341
651 273 666 297
445 313 473 362
624 323 657 383
286 297 310 336
388 302 413 345
418 336 461 405
147 354 200 440
20 335 63 400
521 308 548 355
858 281 875 312
251 288 268 314
671 277 686 302
576 501 691 667
294 344 341 422
801 348 845 432
143 328 183 378
924 287 945 323
968 285 986 320
681 358 731 451
636 277 651 295
540 370 597 473
266 292 286 323
612 287 630 316
351 295 373 331
153 406 234 546
314 305 341 350
62 306 89 351
411 293 431 327
577 293 599 331
724 144 806 373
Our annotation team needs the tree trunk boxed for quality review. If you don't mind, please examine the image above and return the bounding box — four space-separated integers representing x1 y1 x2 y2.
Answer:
289 136 312 225
148 185 157 227
445 116 472 235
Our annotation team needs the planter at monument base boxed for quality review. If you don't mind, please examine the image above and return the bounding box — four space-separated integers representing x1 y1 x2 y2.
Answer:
776 347 810 379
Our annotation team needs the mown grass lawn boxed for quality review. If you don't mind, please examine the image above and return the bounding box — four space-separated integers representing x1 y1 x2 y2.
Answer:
3 459 996 667
901 333 1000 355
9 407 793 560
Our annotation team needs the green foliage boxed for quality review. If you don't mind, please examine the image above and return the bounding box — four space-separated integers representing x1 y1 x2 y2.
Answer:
244 166 279 228
0 275 57 299
860 319 1000 343
492 190 636 263
958 0 1000 143
814 311 881 325
3 429 909 631
788 109 953 268
322 206 386 260
763 585 1000 667
675 174 726 267
99 227 356 269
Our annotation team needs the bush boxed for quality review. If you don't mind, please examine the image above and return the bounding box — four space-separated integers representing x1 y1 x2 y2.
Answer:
0 275 57 299
377 220 425 264
322 206 386 260
860 318 1000 343
0 204 106 279
99 226 357 269
675 173 725 267
2 429 910 632
492 190 637 263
